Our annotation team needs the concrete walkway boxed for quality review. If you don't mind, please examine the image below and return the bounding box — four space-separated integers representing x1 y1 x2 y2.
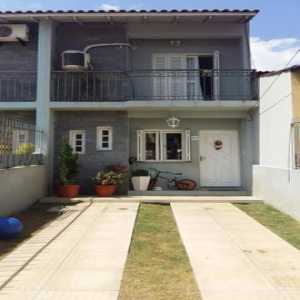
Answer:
0 202 138 300
172 203 300 300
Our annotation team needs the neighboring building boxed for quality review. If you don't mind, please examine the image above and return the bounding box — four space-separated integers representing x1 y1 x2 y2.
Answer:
254 66 300 219
0 9 259 194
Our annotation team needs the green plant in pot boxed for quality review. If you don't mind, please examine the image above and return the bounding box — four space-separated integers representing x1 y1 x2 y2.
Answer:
131 169 150 192
57 142 80 198
15 143 35 155
93 168 126 197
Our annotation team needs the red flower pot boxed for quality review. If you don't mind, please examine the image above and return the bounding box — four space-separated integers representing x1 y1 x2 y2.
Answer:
95 185 117 197
57 185 80 198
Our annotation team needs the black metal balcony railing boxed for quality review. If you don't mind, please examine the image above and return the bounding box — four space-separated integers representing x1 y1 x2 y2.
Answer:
0 70 258 102
51 70 258 102
0 71 36 102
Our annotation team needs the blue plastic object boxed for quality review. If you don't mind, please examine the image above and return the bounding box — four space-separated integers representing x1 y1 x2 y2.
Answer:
0 217 23 239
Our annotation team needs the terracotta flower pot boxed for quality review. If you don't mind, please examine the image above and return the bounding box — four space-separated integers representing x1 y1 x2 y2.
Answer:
95 185 117 197
57 185 80 198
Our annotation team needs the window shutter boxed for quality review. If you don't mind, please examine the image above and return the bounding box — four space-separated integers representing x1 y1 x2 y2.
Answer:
153 55 167 99
137 130 143 161
169 56 186 98
213 50 220 100
185 129 191 161
186 56 201 99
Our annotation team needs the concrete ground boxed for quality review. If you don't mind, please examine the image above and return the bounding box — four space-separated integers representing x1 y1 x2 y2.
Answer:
172 203 300 300
0 202 138 300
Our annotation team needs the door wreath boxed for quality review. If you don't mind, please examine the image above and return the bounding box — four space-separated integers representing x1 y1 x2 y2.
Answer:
214 140 223 150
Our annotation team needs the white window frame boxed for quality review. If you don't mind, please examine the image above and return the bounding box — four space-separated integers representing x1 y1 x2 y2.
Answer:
137 129 191 162
69 130 86 154
152 52 220 100
97 126 113 151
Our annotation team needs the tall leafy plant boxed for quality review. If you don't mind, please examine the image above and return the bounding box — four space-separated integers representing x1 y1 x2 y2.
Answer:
58 142 79 185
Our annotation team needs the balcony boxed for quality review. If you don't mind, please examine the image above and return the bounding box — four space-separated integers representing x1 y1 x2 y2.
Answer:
0 70 258 103
0 71 36 102
51 70 258 102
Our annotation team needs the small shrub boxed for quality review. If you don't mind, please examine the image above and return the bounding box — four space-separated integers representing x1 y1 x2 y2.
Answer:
15 143 35 155
93 170 126 186
58 142 79 185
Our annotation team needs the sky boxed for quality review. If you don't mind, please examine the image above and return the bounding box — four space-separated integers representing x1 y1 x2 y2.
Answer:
0 0 299 70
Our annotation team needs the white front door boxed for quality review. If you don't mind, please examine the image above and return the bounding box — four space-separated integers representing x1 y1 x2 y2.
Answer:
199 130 240 187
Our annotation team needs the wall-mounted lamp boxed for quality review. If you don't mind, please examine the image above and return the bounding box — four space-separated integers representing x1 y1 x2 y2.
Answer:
166 116 180 128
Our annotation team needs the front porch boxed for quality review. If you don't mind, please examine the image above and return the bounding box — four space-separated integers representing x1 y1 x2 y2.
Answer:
51 106 258 195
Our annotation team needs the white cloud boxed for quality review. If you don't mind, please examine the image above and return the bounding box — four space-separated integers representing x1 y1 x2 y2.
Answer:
96 2 143 11
251 37 300 71
98 3 120 11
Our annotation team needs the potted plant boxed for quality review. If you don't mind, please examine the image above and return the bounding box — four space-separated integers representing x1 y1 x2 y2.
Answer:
131 169 150 192
93 168 126 197
57 142 80 198
15 143 35 155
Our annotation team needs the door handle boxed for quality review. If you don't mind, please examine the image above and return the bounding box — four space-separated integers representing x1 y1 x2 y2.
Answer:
199 156 206 161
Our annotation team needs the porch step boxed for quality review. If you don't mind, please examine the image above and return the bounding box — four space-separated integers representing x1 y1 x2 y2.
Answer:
40 195 261 204
128 190 250 197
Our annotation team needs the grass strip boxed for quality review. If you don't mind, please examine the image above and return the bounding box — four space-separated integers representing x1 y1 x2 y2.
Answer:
235 202 300 249
119 203 201 300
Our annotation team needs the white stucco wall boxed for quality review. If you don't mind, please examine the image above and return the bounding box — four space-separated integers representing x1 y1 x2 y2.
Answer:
259 72 293 169
254 72 300 220
253 165 300 220
0 165 47 216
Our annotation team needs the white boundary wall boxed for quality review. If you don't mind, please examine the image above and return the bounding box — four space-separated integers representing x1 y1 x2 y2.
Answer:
253 165 300 220
0 165 47 216
254 72 300 220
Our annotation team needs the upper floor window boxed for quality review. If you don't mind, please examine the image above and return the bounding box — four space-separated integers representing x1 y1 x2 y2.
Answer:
152 52 219 100
137 129 191 162
69 130 86 154
97 127 113 151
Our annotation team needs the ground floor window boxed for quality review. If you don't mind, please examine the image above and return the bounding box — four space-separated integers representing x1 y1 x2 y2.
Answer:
69 130 86 154
137 129 191 162
97 126 113 151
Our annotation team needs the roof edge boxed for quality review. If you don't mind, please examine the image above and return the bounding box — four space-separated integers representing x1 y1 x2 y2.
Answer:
258 65 300 77
0 9 259 20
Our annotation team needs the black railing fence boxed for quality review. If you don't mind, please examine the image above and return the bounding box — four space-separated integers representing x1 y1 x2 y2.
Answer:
51 69 258 102
0 115 44 168
0 69 258 102
0 71 36 102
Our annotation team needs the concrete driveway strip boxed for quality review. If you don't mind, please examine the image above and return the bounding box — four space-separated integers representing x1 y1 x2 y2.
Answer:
172 203 300 300
0 202 138 300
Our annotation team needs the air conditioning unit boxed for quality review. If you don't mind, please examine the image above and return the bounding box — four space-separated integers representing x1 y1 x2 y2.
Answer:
62 50 91 71
0 24 29 42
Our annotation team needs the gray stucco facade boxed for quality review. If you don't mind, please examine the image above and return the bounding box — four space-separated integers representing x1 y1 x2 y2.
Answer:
54 23 129 71
130 117 255 191
0 23 38 72
54 111 129 194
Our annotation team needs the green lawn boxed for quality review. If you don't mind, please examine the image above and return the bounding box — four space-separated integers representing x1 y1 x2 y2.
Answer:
235 203 300 249
119 203 201 300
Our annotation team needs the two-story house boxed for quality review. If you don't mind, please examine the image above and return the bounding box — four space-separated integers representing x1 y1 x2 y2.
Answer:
0 9 259 194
